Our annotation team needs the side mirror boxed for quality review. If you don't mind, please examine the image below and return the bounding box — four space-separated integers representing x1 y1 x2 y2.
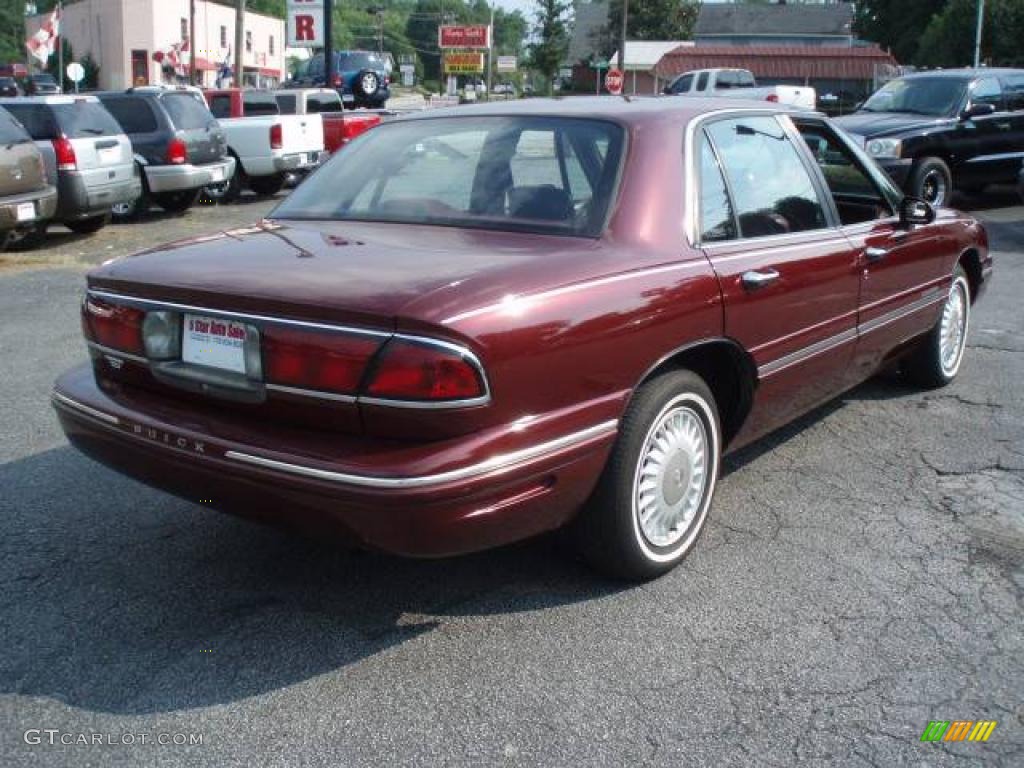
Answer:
960 102 996 120
900 196 936 226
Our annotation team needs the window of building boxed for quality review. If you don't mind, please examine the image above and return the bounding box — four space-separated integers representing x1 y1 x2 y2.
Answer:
220 26 227 48
245 30 252 53
269 36 275 56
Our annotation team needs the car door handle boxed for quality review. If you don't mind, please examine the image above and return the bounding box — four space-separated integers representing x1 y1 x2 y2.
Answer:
996 121 1012 130
864 246 888 263
741 269 780 290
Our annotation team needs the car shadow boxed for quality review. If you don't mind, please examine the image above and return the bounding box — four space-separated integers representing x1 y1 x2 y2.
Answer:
0 445 621 715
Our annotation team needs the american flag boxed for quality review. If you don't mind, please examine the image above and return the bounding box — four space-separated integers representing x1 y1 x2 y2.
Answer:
26 6 61 66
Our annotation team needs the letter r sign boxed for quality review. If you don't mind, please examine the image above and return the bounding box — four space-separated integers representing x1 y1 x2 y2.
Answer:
287 1 324 47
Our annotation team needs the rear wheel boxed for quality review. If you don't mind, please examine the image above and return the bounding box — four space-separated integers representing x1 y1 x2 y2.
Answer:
575 370 721 581
3 223 47 250
112 170 149 221
65 214 108 235
902 264 971 388
200 161 243 204
152 189 198 213
908 156 952 208
249 173 285 196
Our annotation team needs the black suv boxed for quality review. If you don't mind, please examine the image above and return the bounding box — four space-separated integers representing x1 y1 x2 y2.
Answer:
285 51 390 109
96 87 235 219
835 68 1024 206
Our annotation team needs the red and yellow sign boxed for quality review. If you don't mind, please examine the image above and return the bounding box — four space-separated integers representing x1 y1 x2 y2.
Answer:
439 25 491 49
443 52 485 75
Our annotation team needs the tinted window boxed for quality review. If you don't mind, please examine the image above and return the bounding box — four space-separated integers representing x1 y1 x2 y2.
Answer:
0 106 30 144
2 103 58 139
242 91 279 116
970 77 1004 109
273 117 625 237
160 92 214 130
100 97 159 133
698 137 736 242
208 94 231 119
669 74 693 94
275 93 297 114
1005 74 1024 111
706 116 826 238
52 102 123 138
307 93 341 113
861 76 967 117
696 72 709 92
339 52 381 71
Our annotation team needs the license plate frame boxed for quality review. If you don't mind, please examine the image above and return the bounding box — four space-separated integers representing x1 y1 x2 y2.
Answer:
181 314 251 374
15 202 35 222
98 146 121 165
208 166 225 183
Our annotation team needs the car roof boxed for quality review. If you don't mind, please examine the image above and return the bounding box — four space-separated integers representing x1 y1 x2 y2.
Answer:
0 94 100 105
900 67 1024 80
398 95 813 126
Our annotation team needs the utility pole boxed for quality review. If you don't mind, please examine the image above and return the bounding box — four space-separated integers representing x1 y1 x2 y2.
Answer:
234 0 245 87
485 3 494 98
972 0 985 68
189 0 197 85
325 0 334 89
57 1 63 90
617 0 627 72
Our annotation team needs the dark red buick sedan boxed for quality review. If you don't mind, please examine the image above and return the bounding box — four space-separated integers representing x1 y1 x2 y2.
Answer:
53 97 991 579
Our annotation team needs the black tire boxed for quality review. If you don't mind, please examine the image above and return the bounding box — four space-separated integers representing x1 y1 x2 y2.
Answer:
907 156 952 208
249 173 285 196
200 160 243 204
112 172 149 221
64 214 108 235
3 223 47 251
152 189 199 213
574 370 721 581
353 69 380 99
901 265 971 389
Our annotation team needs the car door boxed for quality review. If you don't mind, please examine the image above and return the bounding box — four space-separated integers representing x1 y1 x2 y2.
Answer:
792 117 954 379
696 114 862 445
1000 73 1024 173
959 76 1017 184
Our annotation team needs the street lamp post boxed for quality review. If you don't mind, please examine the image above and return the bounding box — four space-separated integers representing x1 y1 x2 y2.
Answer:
973 0 985 68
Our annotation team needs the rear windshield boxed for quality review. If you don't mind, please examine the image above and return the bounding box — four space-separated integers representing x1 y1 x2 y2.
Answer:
52 102 123 138
274 93 297 114
0 106 30 144
243 91 279 116
272 116 625 238
307 92 341 113
339 52 384 71
1 103 57 139
100 96 159 133
160 92 214 130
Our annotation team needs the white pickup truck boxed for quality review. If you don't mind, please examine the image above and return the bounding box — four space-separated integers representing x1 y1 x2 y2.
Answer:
202 89 324 200
663 68 816 111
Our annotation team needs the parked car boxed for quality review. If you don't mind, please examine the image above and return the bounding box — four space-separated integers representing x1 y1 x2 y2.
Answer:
52 98 991 580
272 88 380 155
0 76 22 97
96 87 235 219
0 95 141 238
0 105 57 248
663 68 816 110
835 68 1024 207
24 73 60 95
285 51 390 110
200 88 324 200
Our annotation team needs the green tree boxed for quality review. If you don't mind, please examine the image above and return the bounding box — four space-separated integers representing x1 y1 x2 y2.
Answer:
529 0 570 94
853 1 947 64
606 0 699 50
917 0 1024 68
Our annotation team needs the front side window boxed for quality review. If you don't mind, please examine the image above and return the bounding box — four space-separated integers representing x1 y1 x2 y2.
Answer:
970 77 1004 109
705 116 826 238
669 74 693 94
272 116 625 237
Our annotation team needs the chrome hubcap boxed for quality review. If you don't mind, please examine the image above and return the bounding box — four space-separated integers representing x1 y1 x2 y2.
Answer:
921 170 947 206
940 278 968 376
634 403 708 548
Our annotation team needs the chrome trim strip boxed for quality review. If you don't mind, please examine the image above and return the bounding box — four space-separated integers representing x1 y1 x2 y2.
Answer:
225 419 619 489
759 327 857 377
703 236 851 262
86 341 148 365
265 383 357 403
51 391 121 426
860 292 944 336
965 151 1024 164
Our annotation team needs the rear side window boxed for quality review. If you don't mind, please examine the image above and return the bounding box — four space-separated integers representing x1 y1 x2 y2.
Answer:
706 116 826 238
208 94 231 119
1 103 58 139
669 74 693 94
698 138 736 242
0 106 30 144
101 97 159 133
242 91 279 116
52 102 123 138
161 93 214 130
307 93 341 113
1005 75 1024 111
696 72 709 92
275 93 297 114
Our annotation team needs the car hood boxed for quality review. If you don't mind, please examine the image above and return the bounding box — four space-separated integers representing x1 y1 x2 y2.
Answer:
86 219 628 332
833 111 953 139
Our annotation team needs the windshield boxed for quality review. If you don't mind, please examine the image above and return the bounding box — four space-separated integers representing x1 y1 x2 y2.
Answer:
861 77 967 117
272 116 625 238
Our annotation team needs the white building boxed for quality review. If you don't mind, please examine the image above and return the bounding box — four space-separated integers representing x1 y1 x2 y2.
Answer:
28 0 286 90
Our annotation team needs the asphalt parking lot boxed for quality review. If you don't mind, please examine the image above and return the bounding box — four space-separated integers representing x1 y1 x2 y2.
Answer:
0 191 1021 766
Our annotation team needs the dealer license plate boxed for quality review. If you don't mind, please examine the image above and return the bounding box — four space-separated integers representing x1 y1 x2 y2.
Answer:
15 202 34 222
208 167 225 183
181 314 249 374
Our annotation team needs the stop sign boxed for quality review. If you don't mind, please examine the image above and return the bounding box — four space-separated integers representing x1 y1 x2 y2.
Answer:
605 68 624 95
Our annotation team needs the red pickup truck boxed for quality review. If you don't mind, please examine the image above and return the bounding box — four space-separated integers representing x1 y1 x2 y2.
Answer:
273 88 381 154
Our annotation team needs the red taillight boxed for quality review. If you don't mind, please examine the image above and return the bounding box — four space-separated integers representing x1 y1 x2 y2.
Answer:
52 137 77 171
165 137 187 165
82 297 145 355
262 327 380 395
765 93 779 103
332 74 343 88
269 123 283 150
364 339 485 402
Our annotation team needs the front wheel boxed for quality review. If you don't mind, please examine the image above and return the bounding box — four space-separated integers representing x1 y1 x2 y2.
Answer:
908 156 952 208
575 370 721 581
902 265 971 388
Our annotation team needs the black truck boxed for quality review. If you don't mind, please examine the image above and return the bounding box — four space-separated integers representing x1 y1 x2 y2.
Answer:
835 68 1024 207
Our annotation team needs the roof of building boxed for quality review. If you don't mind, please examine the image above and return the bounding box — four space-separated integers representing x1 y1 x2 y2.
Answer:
654 45 899 82
609 41 694 72
695 2 854 38
567 1 610 65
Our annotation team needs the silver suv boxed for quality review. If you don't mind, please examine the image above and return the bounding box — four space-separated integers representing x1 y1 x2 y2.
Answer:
0 96 140 238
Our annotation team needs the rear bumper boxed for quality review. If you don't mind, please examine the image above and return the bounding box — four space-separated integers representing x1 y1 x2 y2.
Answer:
52 364 615 557
0 185 57 230
245 151 322 177
57 171 141 221
144 157 236 193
